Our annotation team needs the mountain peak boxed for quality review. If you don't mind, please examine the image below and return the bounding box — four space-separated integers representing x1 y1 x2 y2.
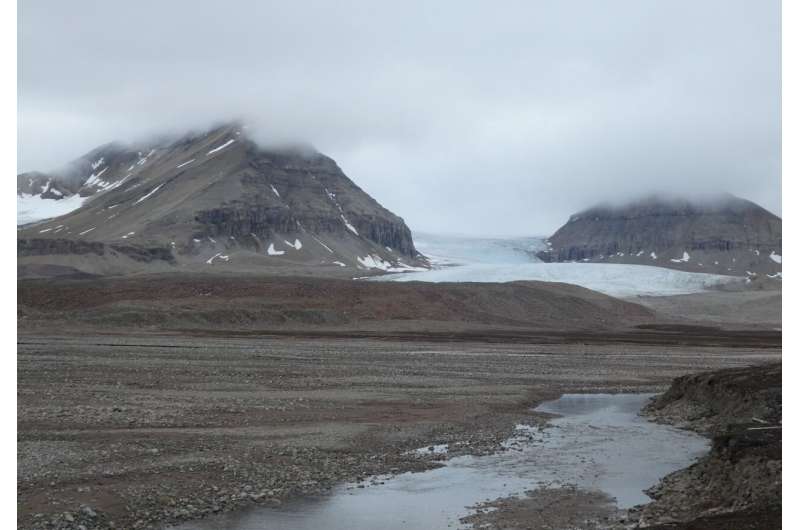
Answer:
571 192 774 219
541 192 781 276
17 123 426 277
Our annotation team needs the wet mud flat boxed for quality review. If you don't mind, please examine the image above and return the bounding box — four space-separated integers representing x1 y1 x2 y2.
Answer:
17 334 780 529
176 394 708 530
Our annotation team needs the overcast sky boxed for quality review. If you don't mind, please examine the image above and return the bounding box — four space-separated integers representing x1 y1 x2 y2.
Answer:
18 0 780 235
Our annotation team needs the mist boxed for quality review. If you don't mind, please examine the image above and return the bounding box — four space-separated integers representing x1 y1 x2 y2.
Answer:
18 0 780 235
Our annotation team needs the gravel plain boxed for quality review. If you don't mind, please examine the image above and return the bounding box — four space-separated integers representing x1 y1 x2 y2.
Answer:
17 333 780 529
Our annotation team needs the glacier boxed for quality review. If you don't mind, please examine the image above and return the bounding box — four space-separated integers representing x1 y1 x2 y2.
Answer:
378 233 742 298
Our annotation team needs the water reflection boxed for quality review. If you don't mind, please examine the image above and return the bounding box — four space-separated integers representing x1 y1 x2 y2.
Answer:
175 394 708 530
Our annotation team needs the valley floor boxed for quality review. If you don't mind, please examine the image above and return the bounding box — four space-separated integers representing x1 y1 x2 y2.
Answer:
17 332 779 530
632 289 781 329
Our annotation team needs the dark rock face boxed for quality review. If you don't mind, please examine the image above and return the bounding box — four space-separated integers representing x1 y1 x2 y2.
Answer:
18 238 175 264
193 206 302 244
538 195 782 276
193 208 415 257
18 238 106 256
186 146 418 257
109 244 176 263
352 216 416 256
239 148 418 256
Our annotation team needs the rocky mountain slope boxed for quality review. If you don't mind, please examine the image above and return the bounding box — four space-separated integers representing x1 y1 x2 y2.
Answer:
537 195 782 278
17 123 426 276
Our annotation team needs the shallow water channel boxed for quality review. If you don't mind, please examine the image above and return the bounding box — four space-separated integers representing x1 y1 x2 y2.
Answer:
177 393 708 530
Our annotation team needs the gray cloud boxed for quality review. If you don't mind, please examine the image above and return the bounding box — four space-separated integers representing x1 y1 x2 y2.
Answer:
18 0 780 235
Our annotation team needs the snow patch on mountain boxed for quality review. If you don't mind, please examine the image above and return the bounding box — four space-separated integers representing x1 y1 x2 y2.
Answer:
84 167 109 188
267 243 285 256
357 254 391 270
206 252 230 264
284 238 303 250
357 254 428 272
310 235 333 253
136 150 156 166
341 215 359 235
17 193 87 225
207 139 235 155
134 183 165 204
670 251 690 263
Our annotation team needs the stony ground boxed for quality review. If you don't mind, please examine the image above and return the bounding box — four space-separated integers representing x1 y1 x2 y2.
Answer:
633 290 781 329
17 333 779 529
461 486 620 529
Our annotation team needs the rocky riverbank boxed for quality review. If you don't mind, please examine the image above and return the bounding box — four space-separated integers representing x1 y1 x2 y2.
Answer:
633 363 781 528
